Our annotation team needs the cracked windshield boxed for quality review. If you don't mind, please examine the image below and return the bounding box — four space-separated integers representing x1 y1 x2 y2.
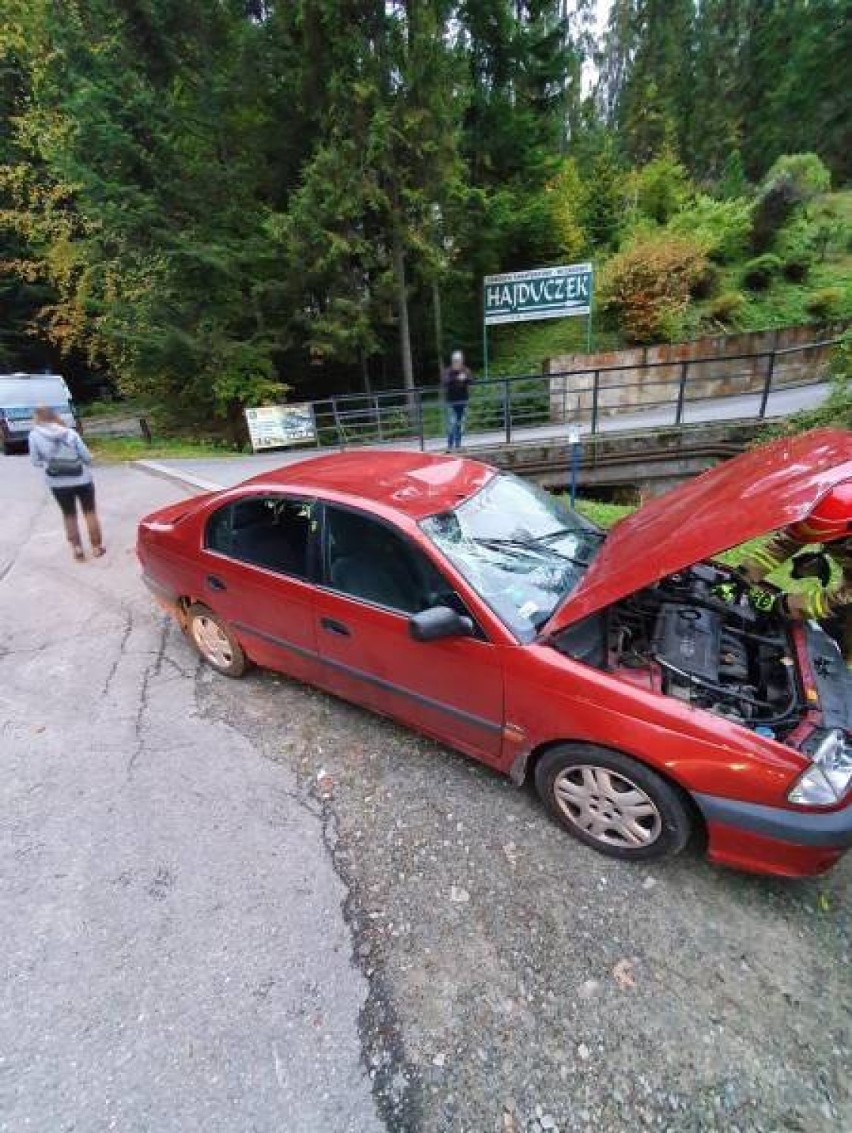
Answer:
421 472 603 638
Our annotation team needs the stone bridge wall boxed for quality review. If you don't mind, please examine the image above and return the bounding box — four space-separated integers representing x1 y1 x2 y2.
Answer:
547 323 845 424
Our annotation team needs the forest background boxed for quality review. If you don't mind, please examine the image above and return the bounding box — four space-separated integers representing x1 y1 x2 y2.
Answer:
1 1 850 438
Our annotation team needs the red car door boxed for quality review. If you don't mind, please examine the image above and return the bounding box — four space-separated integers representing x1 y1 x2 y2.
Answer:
197 492 320 684
313 504 505 766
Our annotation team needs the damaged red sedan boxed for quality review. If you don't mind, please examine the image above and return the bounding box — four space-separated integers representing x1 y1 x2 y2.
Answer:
138 429 852 878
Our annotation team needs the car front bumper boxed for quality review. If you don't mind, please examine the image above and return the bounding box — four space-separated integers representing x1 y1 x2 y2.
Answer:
695 792 852 877
1 428 28 449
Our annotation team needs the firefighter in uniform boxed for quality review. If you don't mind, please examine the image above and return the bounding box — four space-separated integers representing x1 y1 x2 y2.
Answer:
738 482 852 666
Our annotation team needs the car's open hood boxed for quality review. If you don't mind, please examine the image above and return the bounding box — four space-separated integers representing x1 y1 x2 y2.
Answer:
542 429 852 635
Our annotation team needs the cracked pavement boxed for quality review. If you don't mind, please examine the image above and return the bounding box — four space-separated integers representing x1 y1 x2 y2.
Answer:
0 457 381 1132
2 451 850 1133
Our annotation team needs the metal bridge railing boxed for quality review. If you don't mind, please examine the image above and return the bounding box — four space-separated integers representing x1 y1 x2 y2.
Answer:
301 337 838 453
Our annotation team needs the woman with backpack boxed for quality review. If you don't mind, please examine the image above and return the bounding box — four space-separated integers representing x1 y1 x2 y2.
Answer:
28 405 105 562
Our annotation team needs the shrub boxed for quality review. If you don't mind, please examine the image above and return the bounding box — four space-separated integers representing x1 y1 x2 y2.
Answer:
668 195 752 263
546 158 589 260
831 328 852 383
807 202 849 261
751 155 831 253
718 150 748 200
708 291 745 324
781 254 813 283
762 153 831 199
600 234 707 345
628 153 692 225
751 175 802 252
742 253 781 290
689 261 720 299
805 287 843 321
775 217 815 281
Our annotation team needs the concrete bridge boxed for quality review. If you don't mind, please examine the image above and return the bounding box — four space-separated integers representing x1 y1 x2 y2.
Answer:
140 379 830 498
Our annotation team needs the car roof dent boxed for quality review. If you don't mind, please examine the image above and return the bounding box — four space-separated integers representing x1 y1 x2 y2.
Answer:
241 450 496 519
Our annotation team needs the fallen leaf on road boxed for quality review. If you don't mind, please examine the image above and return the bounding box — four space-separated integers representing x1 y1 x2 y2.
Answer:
502 1105 519 1132
502 841 518 867
449 885 470 904
612 958 636 989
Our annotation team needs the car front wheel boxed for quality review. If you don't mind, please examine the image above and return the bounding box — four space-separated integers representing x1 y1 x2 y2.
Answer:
534 744 692 862
186 603 249 678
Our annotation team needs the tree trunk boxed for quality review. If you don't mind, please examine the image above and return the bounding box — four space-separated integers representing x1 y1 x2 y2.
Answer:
432 278 444 381
392 228 415 396
360 347 372 395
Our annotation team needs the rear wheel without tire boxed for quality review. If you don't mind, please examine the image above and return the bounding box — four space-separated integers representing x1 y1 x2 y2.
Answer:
186 603 249 678
534 744 692 862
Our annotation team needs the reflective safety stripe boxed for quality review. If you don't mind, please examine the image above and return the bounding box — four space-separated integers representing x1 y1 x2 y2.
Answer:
749 546 785 572
803 587 831 619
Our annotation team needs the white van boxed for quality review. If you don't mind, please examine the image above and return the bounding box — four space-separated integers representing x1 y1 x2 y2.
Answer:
0 373 77 455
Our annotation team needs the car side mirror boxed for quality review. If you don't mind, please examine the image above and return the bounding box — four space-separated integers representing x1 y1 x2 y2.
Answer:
409 605 473 642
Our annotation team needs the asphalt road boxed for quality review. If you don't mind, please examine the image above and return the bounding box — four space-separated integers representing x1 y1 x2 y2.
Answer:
136 381 829 493
0 455 381 1132
2 451 850 1132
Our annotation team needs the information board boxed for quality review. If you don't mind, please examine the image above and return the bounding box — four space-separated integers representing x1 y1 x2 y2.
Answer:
245 404 317 451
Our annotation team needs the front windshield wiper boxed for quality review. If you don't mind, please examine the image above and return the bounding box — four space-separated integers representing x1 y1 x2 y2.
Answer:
472 536 548 553
522 525 605 565
533 525 605 546
472 536 589 569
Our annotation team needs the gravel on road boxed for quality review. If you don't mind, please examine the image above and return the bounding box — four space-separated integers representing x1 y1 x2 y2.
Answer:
201 649 851 1133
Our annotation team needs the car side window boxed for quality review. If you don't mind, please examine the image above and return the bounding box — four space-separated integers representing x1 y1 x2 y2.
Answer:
324 506 453 615
206 495 314 579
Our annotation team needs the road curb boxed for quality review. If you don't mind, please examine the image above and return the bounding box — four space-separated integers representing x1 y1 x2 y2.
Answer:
132 460 223 493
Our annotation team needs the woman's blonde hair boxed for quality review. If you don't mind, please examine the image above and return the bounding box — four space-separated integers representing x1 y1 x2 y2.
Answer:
33 405 64 425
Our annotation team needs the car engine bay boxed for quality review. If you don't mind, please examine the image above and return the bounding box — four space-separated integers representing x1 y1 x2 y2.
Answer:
614 563 802 728
554 561 839 740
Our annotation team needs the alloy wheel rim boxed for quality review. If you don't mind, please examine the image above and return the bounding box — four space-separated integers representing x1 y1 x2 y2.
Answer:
192 615 234 669
553 765 662 848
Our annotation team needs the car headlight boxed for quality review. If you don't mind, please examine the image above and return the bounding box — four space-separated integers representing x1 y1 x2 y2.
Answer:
788 729 852 806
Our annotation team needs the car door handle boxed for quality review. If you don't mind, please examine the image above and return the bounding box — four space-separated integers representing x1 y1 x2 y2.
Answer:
320 617 351 637
206 574 227 592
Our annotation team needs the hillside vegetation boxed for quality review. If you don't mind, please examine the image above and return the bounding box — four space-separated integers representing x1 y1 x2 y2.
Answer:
492 176 852 375
1 2 850 439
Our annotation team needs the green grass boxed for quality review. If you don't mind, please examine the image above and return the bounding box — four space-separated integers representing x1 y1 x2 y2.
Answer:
78 397 150 419
702 254 852 332
575 499 633 529
489 316 620 377
88 435 235 463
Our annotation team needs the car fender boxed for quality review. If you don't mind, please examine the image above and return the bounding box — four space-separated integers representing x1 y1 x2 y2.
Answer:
502 644 809 807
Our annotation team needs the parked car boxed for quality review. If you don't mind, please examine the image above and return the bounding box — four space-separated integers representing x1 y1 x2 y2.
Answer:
137 430 852 878
0 372 77 455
